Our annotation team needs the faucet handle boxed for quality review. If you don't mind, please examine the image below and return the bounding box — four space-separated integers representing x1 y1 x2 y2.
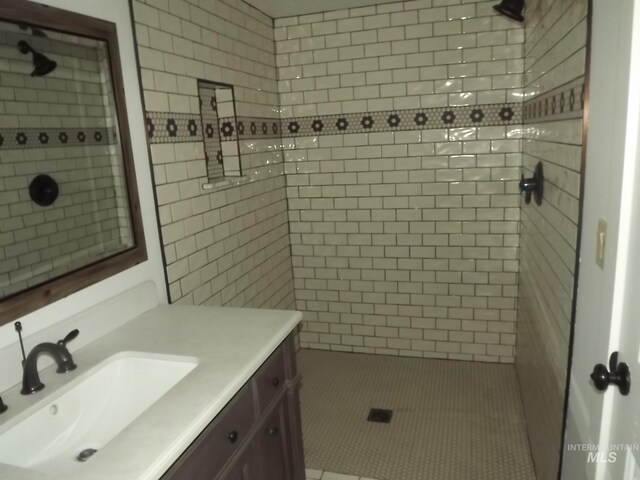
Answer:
55 329 79 374
57 329 79 348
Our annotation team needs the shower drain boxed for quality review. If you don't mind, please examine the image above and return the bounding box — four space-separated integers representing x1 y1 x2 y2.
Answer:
77 448 97 462
367 408 393 423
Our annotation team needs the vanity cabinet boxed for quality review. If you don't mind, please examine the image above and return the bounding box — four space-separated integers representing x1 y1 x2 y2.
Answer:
162 334 305 480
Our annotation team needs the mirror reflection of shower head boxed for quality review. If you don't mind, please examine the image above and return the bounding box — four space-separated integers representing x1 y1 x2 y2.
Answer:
17 40 57 77
493 0 525 22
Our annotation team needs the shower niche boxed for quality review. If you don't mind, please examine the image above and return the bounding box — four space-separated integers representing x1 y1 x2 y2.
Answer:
197 80 243 181
0 3 146 322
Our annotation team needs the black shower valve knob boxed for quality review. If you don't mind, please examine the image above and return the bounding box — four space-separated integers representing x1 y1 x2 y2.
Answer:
519 174 537 204
519 161 544 206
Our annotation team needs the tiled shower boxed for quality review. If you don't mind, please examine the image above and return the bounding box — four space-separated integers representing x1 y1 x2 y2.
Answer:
133 0 588 477
279 3 522 362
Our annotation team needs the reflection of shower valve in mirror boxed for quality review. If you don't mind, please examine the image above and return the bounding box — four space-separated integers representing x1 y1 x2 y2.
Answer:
29 174 59 207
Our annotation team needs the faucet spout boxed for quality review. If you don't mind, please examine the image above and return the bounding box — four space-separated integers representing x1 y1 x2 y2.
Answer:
21 329 79 395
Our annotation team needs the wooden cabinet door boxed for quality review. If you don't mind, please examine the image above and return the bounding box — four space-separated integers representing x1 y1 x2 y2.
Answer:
163 338 306 480
217 444 259 480
257 402 291 480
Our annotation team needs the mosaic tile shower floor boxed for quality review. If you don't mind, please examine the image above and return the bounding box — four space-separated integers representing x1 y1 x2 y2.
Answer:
298 349 536 480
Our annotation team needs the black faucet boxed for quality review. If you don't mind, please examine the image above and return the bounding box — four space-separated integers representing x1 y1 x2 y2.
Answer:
21 329 79 395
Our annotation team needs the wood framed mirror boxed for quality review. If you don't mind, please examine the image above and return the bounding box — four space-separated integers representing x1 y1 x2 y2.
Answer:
0 1 146 323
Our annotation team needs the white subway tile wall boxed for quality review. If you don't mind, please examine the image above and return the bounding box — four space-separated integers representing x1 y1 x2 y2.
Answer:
0 29 132 296
133 0 294 309
277 0 525 362
517 0 588 478
275 1 524 117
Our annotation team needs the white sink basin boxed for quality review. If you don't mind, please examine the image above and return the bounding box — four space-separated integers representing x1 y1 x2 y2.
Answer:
0 352 197 475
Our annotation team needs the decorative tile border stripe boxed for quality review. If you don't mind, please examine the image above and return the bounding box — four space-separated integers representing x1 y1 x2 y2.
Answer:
146 112 282 144
523 77 585 123
146 103 521 145
146 112 201 144
281 103 521 138
234 116 281 140
0 127 116 150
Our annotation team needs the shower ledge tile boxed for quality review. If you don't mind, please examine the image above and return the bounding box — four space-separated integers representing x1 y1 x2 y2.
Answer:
306 468 323 479
322 473 360 480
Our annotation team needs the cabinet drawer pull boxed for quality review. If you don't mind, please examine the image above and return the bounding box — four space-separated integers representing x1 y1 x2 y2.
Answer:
225 430 238 443
272 377 280 387
267 426 279 437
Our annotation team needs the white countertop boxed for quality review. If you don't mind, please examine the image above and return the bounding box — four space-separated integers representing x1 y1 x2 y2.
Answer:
0 305 302 480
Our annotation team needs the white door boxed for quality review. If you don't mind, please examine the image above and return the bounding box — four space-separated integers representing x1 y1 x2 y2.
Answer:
563 0 640 478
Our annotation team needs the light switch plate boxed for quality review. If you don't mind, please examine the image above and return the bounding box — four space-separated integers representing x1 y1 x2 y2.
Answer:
596 219 607 269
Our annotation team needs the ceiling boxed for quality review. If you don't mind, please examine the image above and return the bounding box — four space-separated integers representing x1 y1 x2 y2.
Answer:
244 0 403 18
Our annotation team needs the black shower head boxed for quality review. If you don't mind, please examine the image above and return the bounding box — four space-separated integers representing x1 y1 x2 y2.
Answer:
493 0 525 22
17 40 57 77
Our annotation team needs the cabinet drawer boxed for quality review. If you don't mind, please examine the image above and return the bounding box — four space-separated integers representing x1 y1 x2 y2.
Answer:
253 346 286 413
163 384 255 480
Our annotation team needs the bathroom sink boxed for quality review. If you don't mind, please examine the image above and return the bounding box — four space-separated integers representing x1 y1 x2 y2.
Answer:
0 352 197 475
